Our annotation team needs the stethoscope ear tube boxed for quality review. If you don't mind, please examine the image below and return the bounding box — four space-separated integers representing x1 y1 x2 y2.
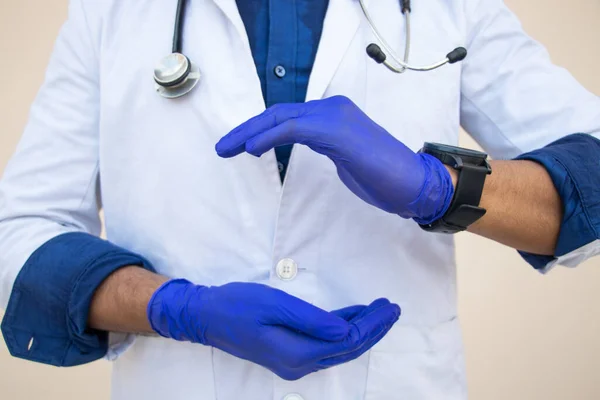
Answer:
361 0 467 73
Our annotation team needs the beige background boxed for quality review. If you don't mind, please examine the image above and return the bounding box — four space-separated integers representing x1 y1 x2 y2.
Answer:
1 0 599 399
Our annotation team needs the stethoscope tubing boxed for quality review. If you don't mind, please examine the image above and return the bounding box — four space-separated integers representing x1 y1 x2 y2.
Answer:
172 0 187 54
359 0 451 72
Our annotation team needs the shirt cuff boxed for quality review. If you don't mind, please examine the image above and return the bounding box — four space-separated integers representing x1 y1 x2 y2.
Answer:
515 133 600 272
1 232 155 366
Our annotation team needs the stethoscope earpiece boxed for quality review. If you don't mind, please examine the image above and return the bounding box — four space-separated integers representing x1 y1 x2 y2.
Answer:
154 52 201 99
360 0 467 73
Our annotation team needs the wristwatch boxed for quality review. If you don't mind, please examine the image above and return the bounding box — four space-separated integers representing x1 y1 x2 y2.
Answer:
418 142 492 234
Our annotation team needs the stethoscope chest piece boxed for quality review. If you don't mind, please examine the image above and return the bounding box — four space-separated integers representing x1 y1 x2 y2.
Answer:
154 53 201 99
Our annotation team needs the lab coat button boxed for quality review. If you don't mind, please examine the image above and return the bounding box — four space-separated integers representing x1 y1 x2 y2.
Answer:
276 258 298 281
283 394 304 400
274 65 286 78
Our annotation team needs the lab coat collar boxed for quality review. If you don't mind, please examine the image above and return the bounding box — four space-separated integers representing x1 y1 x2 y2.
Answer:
306 0 365 101
211 0 367 103
211 0 252 53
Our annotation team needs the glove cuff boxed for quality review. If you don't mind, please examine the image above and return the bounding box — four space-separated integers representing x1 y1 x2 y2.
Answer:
147 278 198 341
410 153 454 225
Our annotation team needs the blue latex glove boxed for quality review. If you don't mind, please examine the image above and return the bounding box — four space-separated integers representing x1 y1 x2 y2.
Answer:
147 279 400 380
216 95 454 224
323 298 394 368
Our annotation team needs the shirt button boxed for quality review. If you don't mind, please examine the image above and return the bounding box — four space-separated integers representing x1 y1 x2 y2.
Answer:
274 65 286 78
277 161 285 173
276 258 298 281
283 394 304 400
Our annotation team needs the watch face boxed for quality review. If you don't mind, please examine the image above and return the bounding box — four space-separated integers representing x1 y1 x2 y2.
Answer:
423 142 487 158
422 142 490 170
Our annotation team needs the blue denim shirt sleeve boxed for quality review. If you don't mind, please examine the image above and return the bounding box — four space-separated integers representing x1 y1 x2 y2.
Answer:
1 232 155 366
514 133 600 270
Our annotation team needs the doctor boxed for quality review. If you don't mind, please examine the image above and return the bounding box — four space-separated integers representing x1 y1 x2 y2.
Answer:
1 0 600 399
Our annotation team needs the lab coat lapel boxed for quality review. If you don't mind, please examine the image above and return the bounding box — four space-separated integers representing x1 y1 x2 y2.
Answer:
211 0 252 52
305 0 365 101
208 0 279 191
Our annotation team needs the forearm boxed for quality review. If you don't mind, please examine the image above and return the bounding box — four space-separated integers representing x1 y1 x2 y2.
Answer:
450 160 563 255
88 266 169 334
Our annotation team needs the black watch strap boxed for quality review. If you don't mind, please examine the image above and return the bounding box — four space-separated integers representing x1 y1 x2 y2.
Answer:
419 145 491 234
441 165 487 227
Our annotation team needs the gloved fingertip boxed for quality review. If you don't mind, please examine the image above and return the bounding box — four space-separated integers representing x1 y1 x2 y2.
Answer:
350 303 401 344
321 319 351 341
214 141 228 156
215 141 244 158
385 304 401 323
368 298 391 309
351 298 391 321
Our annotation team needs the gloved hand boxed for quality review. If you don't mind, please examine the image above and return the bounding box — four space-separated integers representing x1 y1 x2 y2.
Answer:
215 95 454 224
147 279 400 380
323 298 396 368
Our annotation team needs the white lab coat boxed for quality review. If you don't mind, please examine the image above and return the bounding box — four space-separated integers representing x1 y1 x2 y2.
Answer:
1 0 599 399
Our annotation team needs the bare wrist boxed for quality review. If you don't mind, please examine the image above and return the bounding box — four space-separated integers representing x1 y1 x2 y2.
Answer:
88 266 169 334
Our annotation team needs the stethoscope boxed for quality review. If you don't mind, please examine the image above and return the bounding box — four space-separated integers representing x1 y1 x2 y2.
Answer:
154 0 467 99
153 0 201 98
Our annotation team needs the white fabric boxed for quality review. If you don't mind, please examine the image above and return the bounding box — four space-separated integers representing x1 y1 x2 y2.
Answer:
0 0 599 399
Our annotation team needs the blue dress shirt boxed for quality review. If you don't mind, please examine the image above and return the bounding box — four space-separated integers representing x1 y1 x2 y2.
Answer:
2 1 600 367
236 0 329 181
